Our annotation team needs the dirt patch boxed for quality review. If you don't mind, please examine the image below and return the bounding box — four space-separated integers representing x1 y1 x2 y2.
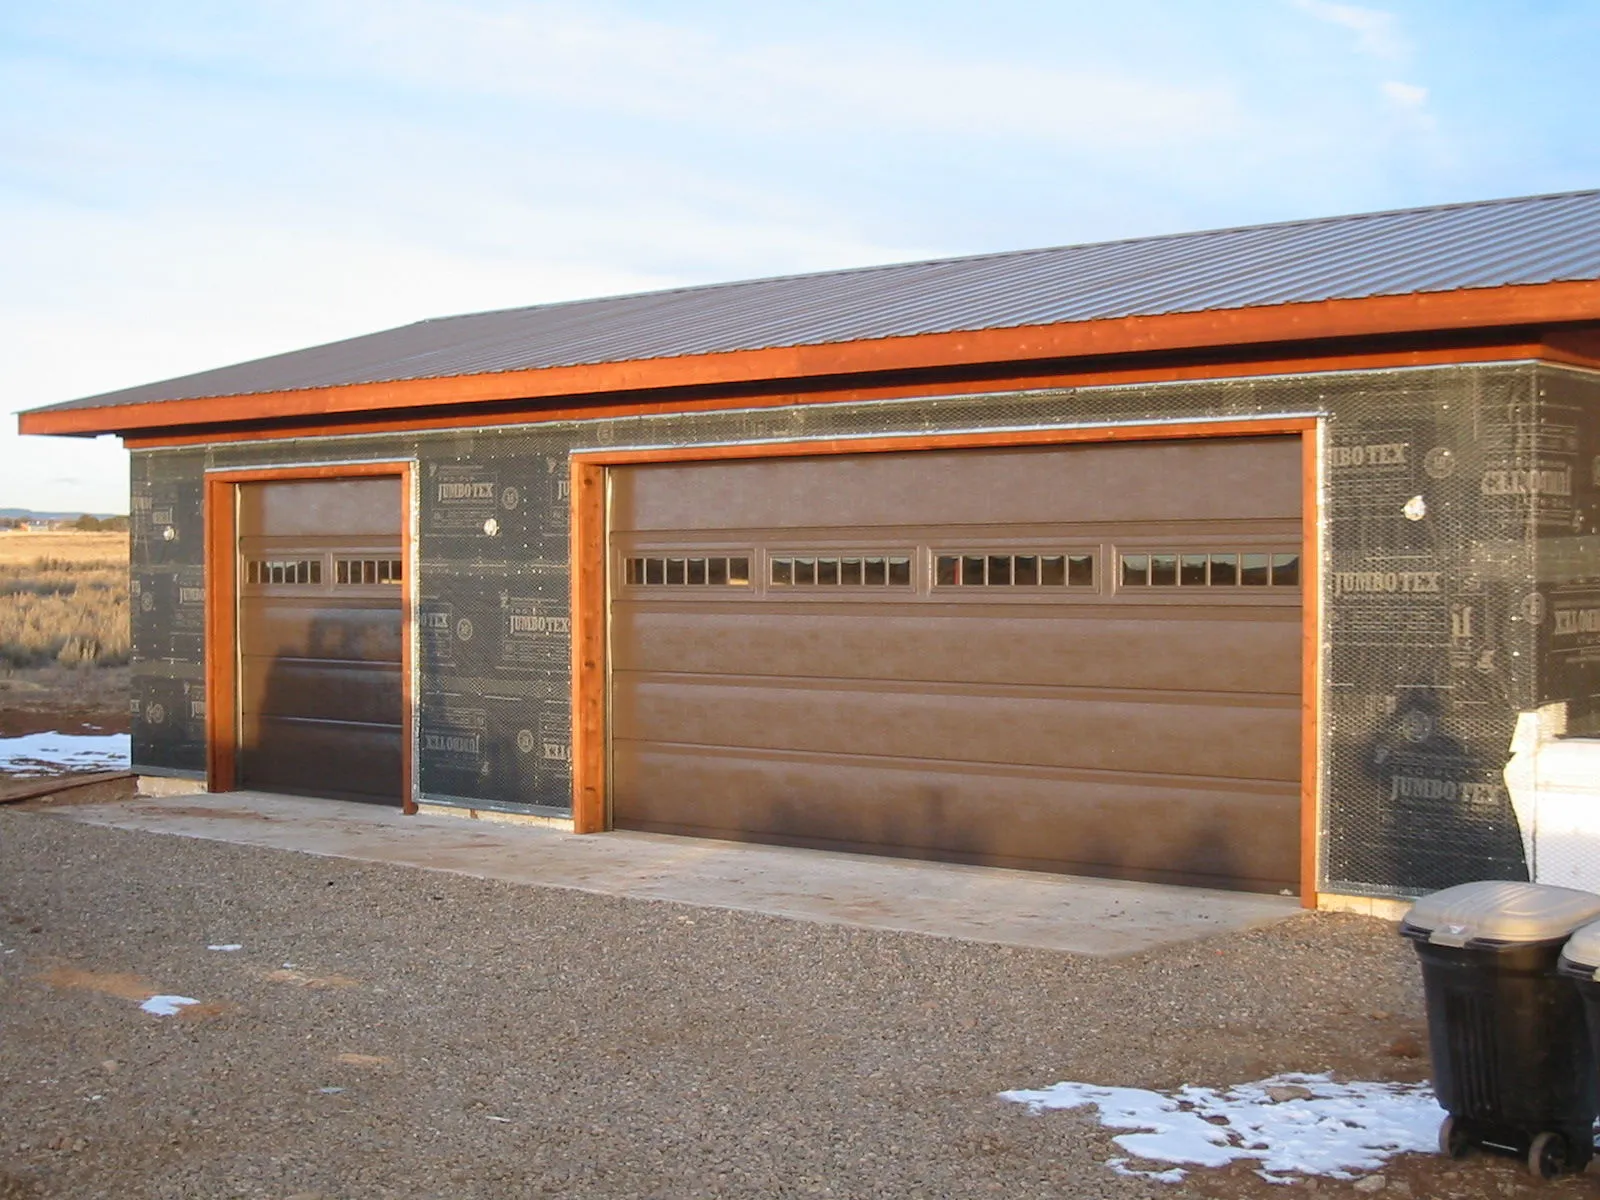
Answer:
172 1001 234 1021
334 1053 392 1067
0 667 130 736
34 964 157 1003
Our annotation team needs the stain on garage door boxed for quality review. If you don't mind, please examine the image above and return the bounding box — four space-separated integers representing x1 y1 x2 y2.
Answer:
609 437 1303 893
236 478 404 804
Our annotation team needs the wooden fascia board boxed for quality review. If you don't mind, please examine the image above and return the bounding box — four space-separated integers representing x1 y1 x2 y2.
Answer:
119 336 1563 450
20 278 1600 438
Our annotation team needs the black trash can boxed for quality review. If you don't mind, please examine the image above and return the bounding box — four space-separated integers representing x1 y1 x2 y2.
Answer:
1400 880 1600 1178
1559 919 1600 1133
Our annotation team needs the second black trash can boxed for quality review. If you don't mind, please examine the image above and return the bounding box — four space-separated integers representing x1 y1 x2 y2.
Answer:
1400 880 1600 1179
1559 920 1600 1136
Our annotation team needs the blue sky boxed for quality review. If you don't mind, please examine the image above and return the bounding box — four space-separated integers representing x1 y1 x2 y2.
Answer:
2 0 1597 512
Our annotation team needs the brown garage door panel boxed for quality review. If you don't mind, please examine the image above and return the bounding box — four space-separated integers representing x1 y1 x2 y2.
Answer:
239 660 403 726
614 606 1301 694
612 746 1300 892
241 599 403 663
236 477 403 805
239 478 401 537
238 719 402 801
615 680 1299 781
610 438 1303 892
614 439 1301 531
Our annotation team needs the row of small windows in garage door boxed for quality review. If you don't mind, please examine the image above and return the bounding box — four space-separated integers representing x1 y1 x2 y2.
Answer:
622 549 1300 591
243 557 404 586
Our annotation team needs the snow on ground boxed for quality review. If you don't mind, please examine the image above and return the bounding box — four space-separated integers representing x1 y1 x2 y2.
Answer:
0 731 130 777
1000 1072 1444 1183
207 944 243 952
139 995 200 1017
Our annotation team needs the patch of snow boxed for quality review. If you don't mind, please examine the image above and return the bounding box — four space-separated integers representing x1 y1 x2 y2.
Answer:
0 732 130 777
999 1072 1443 1183
1109 1158 1186 1183
139 994 200 1017
207 944 243 951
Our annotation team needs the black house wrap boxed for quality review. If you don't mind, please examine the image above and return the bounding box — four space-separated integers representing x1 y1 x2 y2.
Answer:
119 362 1600 897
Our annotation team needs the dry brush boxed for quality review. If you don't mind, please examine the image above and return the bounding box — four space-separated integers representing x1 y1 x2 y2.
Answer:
0 535 130 669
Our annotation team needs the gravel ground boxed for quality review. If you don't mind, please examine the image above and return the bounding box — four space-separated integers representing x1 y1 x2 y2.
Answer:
0 808 1590 1200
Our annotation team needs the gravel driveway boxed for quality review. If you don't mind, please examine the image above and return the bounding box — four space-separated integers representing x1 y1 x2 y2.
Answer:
0 808 1585 1199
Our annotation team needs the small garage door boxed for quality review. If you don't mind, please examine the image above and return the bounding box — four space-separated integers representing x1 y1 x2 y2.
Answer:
236 478 404 804
610 437 1303 893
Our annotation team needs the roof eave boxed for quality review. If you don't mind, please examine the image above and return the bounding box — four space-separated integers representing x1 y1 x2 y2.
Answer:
20 279 1600 439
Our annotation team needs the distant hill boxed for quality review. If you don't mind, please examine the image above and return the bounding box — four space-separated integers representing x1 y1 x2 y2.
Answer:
0 508 126 521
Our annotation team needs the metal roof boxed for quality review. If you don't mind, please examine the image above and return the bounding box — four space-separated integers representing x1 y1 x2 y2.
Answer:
31 189 1600 415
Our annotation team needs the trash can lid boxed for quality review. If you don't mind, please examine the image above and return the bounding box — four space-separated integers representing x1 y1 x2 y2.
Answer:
1401 880 1600 948
1561 920 1600 974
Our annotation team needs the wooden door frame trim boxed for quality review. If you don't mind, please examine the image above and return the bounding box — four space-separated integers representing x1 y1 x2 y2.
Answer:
568 416 1324 905
203 460 418 813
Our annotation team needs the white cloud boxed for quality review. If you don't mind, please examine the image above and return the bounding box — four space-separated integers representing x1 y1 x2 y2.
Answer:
66 0 1242 154
1382 80 1428 109
1292 0 1408 61
1381 80 1437 133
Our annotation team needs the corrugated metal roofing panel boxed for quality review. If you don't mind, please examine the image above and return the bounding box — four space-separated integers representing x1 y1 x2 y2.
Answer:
30 189 1600 415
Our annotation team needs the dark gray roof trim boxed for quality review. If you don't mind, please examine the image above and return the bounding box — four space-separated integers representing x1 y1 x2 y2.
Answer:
35 189 1600 415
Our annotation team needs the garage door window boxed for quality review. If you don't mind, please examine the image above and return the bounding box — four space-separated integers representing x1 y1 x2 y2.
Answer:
770 554 913 587
335 557 403 585
624 555 751 587
1119 550 1299 588
245 558 321 586
933 552 1095 588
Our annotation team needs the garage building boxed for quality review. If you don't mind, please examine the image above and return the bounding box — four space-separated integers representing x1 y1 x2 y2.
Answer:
20 189 1600 906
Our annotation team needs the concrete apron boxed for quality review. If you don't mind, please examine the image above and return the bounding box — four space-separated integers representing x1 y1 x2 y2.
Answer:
47 790 1298 957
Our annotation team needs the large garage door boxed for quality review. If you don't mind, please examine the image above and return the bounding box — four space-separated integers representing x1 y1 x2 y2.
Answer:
237 478 404 804
610 437 1303 893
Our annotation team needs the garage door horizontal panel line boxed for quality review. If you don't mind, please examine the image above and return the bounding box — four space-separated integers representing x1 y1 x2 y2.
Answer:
617 518 1301 544
254 714 403 732
617 718 1297 781
616 600 1300 620
616 738 1301 793
241 596 403 611
616 671 1299 706
236 659 403 678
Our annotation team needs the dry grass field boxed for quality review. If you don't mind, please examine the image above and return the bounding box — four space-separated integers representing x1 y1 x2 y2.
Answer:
0 531 131 733
0 530 130 668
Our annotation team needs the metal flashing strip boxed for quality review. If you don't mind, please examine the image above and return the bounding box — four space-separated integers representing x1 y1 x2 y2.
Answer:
203 456 419 475
1538 360 1600 381
567 411 1328 460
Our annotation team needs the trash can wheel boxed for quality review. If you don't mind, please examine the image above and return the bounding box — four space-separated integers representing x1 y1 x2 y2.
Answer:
1527 1130 1568 1179
1438 1115 1473 1159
